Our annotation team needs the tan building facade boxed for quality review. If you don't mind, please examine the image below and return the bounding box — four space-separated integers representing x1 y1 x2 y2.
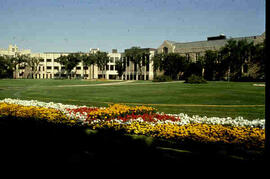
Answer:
0 44 31 57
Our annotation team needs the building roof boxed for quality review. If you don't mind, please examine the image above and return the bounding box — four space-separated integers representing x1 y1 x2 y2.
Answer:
163 32 265 53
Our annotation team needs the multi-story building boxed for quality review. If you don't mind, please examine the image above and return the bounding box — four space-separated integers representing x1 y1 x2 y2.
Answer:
0 46 124 80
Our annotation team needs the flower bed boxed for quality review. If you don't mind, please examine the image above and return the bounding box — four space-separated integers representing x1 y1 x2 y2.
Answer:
0 98 265 149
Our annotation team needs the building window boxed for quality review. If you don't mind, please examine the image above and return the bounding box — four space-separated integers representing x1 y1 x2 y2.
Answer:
76 66 81 70
110 65 114 71
47 59 52 62
163 47 168 54
109 57 114 63
47 66 52 70
54 66 59 70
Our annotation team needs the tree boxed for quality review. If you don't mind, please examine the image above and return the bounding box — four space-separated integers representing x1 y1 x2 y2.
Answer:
57 53 81 79
152 53 165 72
82 53 97 79
219 39 254 81
0 55 13 78
184 61 204 79
95 51 109 79
125 47 149 80
250 40 265 80
115 58 125 79
11 54 28 79
203 50 219 80
164 53 189 80
26 57 42 79
153 53 189 80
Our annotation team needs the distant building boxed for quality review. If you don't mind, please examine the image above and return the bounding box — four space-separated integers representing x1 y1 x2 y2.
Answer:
0 44 31 57
157 32 265 62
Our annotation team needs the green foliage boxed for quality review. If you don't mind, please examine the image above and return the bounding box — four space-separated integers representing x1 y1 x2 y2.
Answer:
95 51 109 72
185 74 207 84
153 53 188 80
218 39 255 81
125 47 150 75
153 75 172 82
0 56 13 78
183 61 203 80
81 53 96 66
203 50 219 81
115 59 125 78
57 53 82 79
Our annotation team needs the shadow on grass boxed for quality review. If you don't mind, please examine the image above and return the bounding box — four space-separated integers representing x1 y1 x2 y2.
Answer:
0 117 265 170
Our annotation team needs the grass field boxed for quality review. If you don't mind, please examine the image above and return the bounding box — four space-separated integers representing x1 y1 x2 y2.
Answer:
0 79 265 120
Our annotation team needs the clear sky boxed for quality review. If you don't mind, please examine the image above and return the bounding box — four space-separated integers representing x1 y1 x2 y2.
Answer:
0 0 265 53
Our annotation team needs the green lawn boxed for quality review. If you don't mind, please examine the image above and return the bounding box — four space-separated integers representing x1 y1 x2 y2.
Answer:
0 79 265 120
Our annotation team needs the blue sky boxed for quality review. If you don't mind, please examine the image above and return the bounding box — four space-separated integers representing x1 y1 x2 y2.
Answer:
0 0 265 53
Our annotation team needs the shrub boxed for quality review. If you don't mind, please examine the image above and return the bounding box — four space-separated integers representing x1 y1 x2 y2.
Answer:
185 75 207 84
153 75 172 82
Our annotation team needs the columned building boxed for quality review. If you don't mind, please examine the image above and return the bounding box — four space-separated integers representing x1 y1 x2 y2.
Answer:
122 48 155 81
